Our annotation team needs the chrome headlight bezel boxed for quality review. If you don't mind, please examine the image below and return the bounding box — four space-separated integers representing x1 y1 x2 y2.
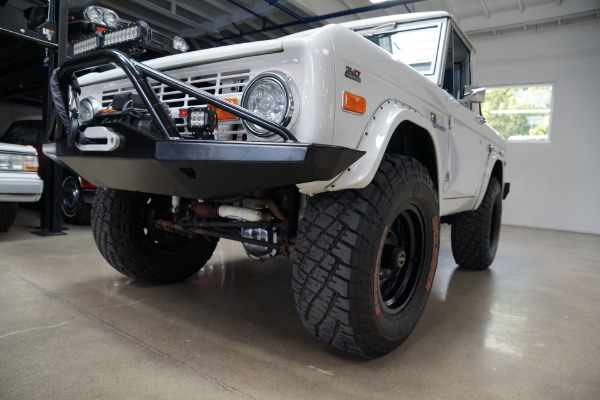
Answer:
79 97 99 123
241 71 298 138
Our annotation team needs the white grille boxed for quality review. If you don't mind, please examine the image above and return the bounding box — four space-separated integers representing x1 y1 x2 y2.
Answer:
101 69 251 140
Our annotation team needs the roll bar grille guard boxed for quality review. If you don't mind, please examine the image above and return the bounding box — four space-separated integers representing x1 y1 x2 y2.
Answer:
54 49 298 143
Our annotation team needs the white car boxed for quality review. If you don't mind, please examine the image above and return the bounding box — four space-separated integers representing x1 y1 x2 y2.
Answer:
0 142 43 231
47 11 508 358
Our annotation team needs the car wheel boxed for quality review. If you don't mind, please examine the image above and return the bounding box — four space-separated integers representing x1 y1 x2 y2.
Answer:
293 154 440 358
91 189 219 283
0 202 19 232
61 175 91 225
450 177 502 270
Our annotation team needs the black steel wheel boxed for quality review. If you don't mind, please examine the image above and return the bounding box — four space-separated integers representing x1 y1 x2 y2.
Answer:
378 204 427 314
293 154 439 358
92 189 218 283
61 175 91 225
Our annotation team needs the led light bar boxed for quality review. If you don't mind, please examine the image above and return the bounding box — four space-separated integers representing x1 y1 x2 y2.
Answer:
71 21 151 57
73 34 102 56
104 25 142 46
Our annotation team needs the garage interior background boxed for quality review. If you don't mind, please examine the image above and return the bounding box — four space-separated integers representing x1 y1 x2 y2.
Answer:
1 0 599 235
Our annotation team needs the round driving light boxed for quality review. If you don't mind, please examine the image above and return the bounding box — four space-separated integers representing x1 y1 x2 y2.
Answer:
84 6 103 24
173 36 189 52
103 10 120 28
242 73 294 137
79 97 98 123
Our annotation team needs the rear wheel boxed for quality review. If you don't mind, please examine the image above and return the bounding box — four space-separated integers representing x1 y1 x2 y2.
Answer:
0 202 19 232
92 189 218 283
61 175 91 225
451 177 502 270
293 155 439 358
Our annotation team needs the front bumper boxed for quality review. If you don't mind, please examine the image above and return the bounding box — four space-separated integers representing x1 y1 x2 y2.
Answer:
0 173 44 202
47 49 364 199
45 138 364 199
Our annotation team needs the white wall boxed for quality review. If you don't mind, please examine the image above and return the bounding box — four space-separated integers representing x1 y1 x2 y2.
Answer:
469 21 600 234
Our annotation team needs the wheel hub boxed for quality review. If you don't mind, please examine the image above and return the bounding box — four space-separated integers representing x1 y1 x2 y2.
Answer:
393 248 407 269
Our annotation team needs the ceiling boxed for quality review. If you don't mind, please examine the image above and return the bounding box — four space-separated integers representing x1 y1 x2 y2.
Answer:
1 0 598 106
92 0 599 49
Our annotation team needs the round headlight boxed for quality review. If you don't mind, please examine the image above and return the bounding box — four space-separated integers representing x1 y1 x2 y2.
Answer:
79 97 98 123
241 72 295 137
173 36 189 52
103 10 120 28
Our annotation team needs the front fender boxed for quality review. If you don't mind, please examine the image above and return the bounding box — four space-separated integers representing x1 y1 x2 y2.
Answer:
323 99 442 193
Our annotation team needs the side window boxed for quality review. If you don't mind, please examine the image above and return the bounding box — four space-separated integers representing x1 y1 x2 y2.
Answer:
442 30 471 101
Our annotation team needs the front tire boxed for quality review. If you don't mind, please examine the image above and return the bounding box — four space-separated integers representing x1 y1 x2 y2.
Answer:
92 189 218 283
293 155 439 358
0 202 19 232
450 177 502 270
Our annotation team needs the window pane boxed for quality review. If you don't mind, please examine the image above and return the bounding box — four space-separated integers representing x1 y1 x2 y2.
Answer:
365 24 441 75
481 85 553 142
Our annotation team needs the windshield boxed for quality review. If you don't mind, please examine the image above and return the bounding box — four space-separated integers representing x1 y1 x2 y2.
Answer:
363 23 442 75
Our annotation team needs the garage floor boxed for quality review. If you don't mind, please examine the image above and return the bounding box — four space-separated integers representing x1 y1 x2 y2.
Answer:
1 208 599 400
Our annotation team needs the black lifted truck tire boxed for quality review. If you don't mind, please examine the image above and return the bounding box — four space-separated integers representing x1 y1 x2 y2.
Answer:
61 174 91 225
92 189 218 283
292 154 440 358
0 202 19 232
450 176 502 270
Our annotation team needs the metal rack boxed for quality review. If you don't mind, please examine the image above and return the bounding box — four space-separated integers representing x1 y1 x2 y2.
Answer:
1 0 68 235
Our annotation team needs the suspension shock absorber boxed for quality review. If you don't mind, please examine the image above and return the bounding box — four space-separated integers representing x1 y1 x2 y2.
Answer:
193 202 274 222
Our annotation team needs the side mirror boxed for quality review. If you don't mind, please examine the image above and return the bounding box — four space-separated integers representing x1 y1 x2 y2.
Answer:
463 85 486 103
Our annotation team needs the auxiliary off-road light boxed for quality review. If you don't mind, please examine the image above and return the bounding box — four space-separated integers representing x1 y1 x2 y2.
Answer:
187 107 218 138
104 22 150 47
72 21 151 56
172 36 189 52
84 6 120 28
73 34 102 55
79 97 99 123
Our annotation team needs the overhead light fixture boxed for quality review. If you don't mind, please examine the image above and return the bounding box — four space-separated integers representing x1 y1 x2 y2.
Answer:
370 0 390 3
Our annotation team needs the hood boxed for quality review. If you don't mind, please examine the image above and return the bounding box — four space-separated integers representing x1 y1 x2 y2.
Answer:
78 38 285 86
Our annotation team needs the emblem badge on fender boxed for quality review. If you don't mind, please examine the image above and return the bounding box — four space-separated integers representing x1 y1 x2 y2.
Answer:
345 66 362 83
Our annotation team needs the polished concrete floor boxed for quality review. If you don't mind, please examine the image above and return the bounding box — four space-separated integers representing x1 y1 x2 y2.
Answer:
1 208 599 400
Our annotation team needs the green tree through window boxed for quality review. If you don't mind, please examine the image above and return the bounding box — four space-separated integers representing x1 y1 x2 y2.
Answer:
481 85 553 142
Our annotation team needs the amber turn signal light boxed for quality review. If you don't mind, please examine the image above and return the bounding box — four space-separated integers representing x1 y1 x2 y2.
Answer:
343 92 366 114
210 98 238 120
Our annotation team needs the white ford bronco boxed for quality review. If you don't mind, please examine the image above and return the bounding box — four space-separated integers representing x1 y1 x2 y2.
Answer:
46 11 508 358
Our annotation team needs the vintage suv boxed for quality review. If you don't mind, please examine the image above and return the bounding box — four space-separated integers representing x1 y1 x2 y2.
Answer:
46 11 508 358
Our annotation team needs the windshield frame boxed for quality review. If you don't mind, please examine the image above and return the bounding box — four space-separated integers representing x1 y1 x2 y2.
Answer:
356 17 450 84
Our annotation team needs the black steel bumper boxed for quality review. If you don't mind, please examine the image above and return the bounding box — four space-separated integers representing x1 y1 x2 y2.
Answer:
45 138 364 199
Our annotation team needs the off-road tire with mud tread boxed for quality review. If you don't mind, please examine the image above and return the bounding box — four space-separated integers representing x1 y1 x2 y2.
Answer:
450 177 502 270
92 189 218 283
0 202 19 232
293 154 439 358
